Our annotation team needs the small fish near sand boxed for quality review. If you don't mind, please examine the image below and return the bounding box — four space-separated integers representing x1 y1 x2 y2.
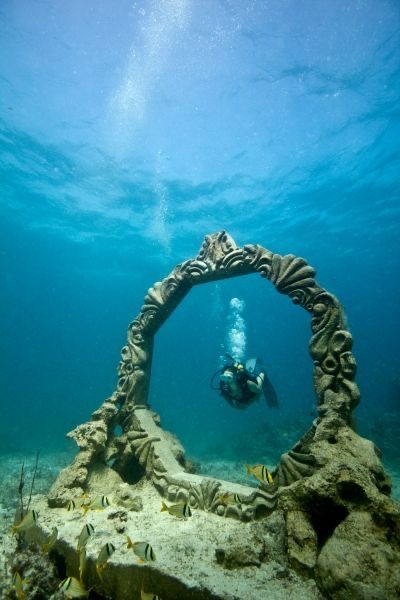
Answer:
58 577 90 599
141 589 161 600
82 495 111 514
11 571 26 599
66 499 85 512
42 526 58 552
160 500 192 519
218 492 243 506
96 542 116 579
77 523 95 552
79 547 86 580
126 536 156 562
11 509 39 535
245 464 274 485
66 493 90 511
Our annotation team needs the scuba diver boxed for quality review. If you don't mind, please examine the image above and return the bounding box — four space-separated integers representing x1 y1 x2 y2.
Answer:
211 354 279 409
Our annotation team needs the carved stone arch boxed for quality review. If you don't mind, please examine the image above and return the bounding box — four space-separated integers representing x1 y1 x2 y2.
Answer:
49 231 362 521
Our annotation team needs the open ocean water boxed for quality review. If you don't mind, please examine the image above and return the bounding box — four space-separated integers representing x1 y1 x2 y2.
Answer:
1 0 400 517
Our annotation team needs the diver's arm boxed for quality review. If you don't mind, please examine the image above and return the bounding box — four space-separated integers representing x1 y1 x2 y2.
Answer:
246 372 264 395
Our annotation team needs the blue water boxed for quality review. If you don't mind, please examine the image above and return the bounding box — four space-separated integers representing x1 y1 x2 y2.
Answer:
1 1 399 480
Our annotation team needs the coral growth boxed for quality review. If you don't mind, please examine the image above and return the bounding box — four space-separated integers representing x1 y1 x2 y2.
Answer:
5 543 60 600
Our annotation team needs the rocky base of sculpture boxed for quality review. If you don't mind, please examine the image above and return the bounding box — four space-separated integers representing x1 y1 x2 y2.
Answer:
278 416 400 599
2 439 400 599
21 486 323 600
40 414 400 599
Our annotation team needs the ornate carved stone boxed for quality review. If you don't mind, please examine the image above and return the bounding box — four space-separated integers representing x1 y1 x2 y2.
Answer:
48 231 388 527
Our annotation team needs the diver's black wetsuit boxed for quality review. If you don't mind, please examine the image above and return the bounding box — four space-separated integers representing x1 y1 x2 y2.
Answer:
220 365 260 408
219 358 278 409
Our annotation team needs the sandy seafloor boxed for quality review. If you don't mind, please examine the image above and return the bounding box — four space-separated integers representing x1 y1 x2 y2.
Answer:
0 444 399 598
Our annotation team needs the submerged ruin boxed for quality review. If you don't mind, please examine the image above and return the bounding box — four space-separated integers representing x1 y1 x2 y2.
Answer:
26 232 399 598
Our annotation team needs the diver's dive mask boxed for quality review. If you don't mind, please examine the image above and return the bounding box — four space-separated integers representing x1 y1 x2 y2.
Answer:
220 370 234 383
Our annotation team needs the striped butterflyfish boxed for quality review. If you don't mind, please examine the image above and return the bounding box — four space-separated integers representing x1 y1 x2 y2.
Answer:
246 463 274 485
58 576 89 598
96 542 116 578
126 536 156 562
82 495 110 514
11 509 39 534
218 492 243 505
77 523 94 552
160 500 192 519
141 589 161 600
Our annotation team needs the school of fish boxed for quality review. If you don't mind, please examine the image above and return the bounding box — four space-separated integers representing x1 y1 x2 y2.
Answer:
10 463 273 598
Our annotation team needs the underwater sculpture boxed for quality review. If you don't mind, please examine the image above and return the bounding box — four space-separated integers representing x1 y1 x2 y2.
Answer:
41 231 399 598
48 231 370 510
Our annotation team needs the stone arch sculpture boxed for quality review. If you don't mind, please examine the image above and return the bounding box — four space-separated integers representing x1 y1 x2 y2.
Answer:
49 231 387 524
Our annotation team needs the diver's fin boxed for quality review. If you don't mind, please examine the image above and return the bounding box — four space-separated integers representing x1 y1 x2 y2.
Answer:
262 374 279 408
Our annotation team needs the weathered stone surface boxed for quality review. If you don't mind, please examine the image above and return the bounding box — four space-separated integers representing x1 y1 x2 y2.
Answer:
47 462 87 507
286 511 318 577
316 510 400 599
25 490 322 600
85 462 125 494
278 424 391 520
215 509 289 570
215 542 263 569
251 509 287 564
114 483 143 511
68 420 108 451
276 417 400 597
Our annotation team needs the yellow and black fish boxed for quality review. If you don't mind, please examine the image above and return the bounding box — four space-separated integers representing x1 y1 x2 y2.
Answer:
126 536 156 562
66 499 85 511
141 589 161 600
58 577 89 598
11 571 26 599
77 523 94 552
11 510 39 534
79 547 86 580
96 542 116 579
65 493 90 510
160 500 192 519
42 526 58 552
82 495 110 514
218 492 243 505
246 464 273 485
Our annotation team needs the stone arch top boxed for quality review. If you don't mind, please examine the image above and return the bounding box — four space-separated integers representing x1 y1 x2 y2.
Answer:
49 231 361 521
117 230 359 418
